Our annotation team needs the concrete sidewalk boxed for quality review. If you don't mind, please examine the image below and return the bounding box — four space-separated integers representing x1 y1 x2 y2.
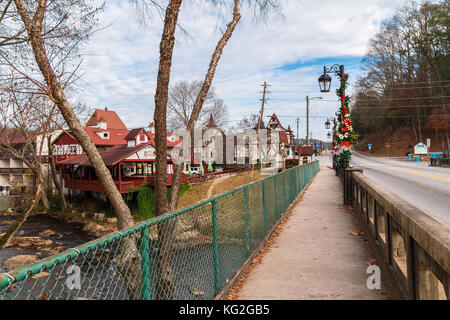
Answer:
234 164 386 300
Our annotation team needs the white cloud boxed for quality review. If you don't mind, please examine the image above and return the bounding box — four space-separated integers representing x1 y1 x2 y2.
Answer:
73 0 405 139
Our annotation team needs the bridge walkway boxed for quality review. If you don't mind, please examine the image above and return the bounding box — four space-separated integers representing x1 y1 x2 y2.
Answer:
233 161 388 300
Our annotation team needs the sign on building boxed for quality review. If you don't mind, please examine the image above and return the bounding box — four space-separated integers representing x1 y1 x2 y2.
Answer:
414 143 428 155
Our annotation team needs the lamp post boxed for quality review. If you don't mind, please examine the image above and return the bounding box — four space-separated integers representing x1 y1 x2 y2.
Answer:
318 65 345 93
318 64 353 169
318 65 345 124
306 96 323 146
325 118 331 130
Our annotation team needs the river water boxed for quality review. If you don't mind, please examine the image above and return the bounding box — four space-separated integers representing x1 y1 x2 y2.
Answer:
0 213 95 273
1 214 249 300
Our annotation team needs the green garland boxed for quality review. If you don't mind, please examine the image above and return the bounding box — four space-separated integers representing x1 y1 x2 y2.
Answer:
334 73 356 169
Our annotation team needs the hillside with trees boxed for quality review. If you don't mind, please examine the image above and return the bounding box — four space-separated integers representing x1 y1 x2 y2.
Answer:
352 0 449 156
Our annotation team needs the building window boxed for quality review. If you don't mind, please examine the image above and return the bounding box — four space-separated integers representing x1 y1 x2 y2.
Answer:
69 146 77 154
102 132 109 139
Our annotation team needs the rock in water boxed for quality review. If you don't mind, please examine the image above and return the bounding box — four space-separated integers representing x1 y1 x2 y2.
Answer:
2 255 38 271
39 229 56 237
176 230 200 241
82 221 106 237
106 217 117 224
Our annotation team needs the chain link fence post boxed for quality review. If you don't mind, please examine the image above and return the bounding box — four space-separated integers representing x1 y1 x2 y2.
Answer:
140 227 150 300
273 175 278 219
282 173 287 212
244 186 250 255
211 198 220 295
262 180 268 234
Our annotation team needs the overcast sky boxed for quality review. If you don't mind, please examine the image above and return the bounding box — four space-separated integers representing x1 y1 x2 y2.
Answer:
73 0 407 141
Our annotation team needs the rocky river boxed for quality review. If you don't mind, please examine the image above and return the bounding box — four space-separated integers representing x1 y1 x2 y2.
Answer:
0 213 95 273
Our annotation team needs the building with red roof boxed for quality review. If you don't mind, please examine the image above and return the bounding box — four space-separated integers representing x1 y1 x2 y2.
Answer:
57 141 186 194
53 108 185 195
297 146 314 164
0 129 36 192
85 107 127 130
266 113 296 159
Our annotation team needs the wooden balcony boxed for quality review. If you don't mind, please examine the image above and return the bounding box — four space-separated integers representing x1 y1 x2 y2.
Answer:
0 168 34 175
62 174 187 194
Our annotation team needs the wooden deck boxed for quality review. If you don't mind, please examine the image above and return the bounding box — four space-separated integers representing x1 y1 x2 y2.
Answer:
62 174 187 194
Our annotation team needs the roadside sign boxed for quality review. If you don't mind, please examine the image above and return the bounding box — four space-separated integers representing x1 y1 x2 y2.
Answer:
385 143 390 149
368 144 372 150
414 143 428 155
426 139 431 148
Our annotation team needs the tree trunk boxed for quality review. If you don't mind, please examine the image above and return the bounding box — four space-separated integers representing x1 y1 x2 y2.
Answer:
412 119 417 142
152 0 183 300
447 131 450 150
14 0 134 230
154 0 183 218
48 138 67 210
169 0 241 210
417 108 422 142
34 155 49 210
14 0 140 299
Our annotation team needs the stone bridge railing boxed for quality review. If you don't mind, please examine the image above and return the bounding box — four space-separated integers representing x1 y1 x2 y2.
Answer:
341 168 449 300
430 158 450 168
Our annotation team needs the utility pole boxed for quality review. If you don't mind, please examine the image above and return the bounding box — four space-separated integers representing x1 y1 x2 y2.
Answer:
305 96 323 146
306 96 310 146
296 117 300 147
259 82 270 128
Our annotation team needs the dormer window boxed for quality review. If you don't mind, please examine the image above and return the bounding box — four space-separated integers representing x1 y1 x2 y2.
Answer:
102 132 109 139
127 139 136 147
98 121 107 129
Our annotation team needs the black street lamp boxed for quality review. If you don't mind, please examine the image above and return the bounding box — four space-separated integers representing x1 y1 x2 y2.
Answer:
318 72 332 93
318 65 345 93
327 132 331 139
325 119 331 130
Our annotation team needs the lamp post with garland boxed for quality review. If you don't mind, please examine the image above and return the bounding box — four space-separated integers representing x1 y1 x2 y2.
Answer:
318 65 356 169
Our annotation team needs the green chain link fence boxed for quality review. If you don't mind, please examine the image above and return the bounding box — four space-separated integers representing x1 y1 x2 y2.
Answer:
0 161 319 300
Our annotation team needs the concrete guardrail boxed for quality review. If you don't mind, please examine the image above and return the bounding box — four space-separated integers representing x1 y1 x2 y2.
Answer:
341 168 449 300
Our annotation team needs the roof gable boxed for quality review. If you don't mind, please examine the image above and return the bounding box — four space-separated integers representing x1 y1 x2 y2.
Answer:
86 108 127 130
268 113 287 131
297 146 313 155
125 128 148 140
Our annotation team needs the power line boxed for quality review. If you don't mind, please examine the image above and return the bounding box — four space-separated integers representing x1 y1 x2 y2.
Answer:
380 84 450 90
269 95 450 102
355 96 450 101
267 114 448 119
377 79 450 85
353 104 450 109
360 115 450 118
267 115 329 119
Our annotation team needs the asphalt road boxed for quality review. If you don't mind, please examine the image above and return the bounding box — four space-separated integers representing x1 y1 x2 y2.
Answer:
346 152 450 226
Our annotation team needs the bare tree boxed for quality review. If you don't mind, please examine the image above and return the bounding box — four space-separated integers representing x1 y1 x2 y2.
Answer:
5 0 135 231
232 112 260 132
0 84 57 248
167 80 228 131
352 0 449 147
145 0 281 299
